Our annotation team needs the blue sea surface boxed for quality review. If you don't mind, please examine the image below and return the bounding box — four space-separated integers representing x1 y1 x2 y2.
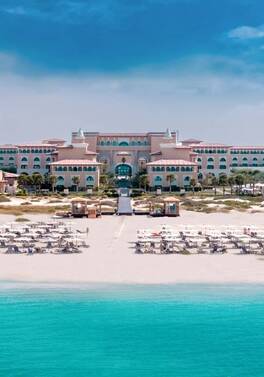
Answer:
1 283 264 377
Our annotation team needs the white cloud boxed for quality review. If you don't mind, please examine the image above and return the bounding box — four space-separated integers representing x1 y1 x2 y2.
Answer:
228 25 264 40
0 52 264 145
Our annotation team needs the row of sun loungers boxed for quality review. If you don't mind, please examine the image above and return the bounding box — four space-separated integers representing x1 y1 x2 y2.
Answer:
135 225 264 255
0 221 89 255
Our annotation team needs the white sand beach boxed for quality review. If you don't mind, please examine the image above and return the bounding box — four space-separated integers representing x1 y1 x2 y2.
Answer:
0 211 264 284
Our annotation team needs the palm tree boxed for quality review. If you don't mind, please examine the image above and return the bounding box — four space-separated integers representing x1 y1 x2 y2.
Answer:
228 176 235 195
249 170 260 195
211 176 218 196
48 175 57 193
235 174 245 192
190 178 197 195
166 174 175 192
31 173 44 193
18 173 30 190
72 176 80 192
139 174 149 192
218 174 228 196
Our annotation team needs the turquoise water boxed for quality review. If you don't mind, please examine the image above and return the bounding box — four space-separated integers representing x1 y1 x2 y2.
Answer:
1 284 264 377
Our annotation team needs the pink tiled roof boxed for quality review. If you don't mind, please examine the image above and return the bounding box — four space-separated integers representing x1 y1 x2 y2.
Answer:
0 145 18 149
50 159 101 165
4 172 18 178
85 151 97 155
191 143 229 148
231 146 264 150
147 159 197 166
16 143 57 147
182 139 203 143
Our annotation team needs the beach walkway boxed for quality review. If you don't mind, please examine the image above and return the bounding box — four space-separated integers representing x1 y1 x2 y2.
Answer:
117 189 133 215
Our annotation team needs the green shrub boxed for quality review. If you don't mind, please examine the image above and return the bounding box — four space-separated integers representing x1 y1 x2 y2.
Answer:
15 217 30 222
0 195 11 203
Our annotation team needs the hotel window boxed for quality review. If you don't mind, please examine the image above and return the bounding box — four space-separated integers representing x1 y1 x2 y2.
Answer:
181 167 186 172
78 167 82 171
232 157 238 167
253 158 258 166
33 165 41 169
184 176 190 185
69 167 73 171
171 167 176 172
119 141 129 147
20 165 27 169
34 157 40 163
242 158 248 166
207 165 214 170
56 176 65 185
86 176 94 185
198 173 203 181
175 167 180 172
21 157 28 162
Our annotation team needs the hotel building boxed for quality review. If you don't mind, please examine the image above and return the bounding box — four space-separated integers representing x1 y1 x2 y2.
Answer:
0 128 264 190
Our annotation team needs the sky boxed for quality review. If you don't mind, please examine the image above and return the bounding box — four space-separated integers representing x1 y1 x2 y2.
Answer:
0 0 264 144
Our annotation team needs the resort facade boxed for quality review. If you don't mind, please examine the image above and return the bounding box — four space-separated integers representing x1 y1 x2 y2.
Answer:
1 128 264 190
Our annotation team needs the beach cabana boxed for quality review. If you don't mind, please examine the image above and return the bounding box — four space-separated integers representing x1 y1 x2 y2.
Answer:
163 197 180 217
71 198 88 218
149 197 180 217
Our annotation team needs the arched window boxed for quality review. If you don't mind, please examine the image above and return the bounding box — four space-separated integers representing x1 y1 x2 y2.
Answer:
56 176 64 186
119 141 129 147
208 157 214 162
34 157 40 163
198 173 203 181
21 157 28 162
242 157 248 166
154 176 162 182
46 157 51 162
86 176 94 185
220 157 226 162
9 157 14 162
184 176 190 185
